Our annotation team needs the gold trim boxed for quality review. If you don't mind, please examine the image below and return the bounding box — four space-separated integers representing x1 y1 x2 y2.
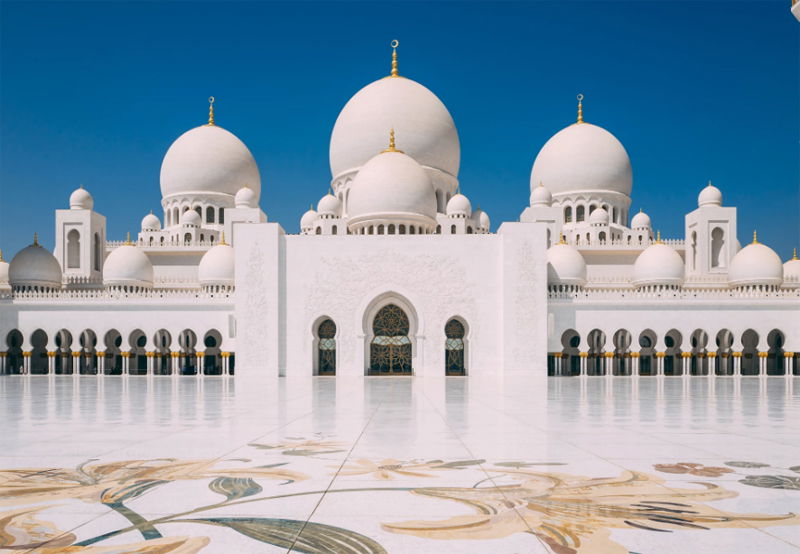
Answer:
207 96 215 126
792 248 797 261
381 128 404 153
576 93 584 123
752 230 758 245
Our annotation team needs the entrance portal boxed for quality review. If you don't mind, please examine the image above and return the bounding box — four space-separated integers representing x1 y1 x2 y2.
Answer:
370 304 412 375
445 319 466 375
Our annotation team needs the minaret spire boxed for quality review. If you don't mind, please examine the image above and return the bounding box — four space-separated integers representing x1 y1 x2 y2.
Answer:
33 233 39 246
752 230 758 244
793 248 798 261
390 39 399 77
207 96 215 126
576 93 584 123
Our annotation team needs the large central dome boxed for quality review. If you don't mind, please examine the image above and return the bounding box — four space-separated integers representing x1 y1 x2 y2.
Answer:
330 76 460 180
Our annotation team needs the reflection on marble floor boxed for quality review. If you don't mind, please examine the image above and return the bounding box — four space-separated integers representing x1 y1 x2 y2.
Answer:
0 376 798 553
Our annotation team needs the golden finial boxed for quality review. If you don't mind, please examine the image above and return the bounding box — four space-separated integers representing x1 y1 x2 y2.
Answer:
576 94 584 124
793 247 798 261
207 96 215 126
33 233 39 246
125 232 133 245
655 230 662 244
558 233 567 245
382 128 404 153
390 39 399 77
219 231 227 245
0 249 4 262
752 230 758 244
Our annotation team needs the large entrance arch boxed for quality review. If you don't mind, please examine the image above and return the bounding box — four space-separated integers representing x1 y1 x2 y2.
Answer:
369 304 412 375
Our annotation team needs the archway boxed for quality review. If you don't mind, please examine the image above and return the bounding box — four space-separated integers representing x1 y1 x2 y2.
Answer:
586 329 606 376
689 329 709 376
128 329 147 375
203 329 223 375
612 329 632 376
78 329 98 374
54 329 73 375
445 318 467 376
638 329 657 376
153 329 172 375
30 329 48 374
369 304 412 375
316 319 336 375
179 329 197 375
715 329 734 376
4 330 23 374
103 330 122 375
664 329 682 376
560 329 581 376
741 329 759 375
767 329 785 376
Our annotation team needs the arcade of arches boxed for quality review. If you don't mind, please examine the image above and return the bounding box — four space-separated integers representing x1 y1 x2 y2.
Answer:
551 328 798 376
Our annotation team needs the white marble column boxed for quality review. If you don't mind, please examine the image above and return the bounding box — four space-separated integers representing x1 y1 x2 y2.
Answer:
733 353 742 375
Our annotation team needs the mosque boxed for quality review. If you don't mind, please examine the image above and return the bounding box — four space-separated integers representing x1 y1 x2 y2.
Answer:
0 42 798 379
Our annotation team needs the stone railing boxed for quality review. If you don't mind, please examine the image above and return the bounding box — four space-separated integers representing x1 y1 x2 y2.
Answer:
2 287 234 302
548 284 800 301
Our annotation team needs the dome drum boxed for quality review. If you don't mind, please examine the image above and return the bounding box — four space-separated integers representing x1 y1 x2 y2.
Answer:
348 212 437 235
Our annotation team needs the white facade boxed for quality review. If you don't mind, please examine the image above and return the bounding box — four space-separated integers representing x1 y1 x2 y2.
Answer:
1 44 798 378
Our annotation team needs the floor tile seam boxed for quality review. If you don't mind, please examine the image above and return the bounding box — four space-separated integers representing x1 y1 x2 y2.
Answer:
285 392 383 553
417 386 552 552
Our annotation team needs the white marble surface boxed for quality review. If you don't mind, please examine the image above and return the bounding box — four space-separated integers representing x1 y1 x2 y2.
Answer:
0 375 798 553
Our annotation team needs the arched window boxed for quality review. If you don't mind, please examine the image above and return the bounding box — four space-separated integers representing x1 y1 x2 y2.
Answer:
93 232 101 271
184 233 192 244
160 236 165 244
219 208 225 224
67 229 80 268
445 319 466 375
589 204 597 215
370 304 412 375
467 226 473 234
599 231 607 242
435 225 440 234
450 224 456 234
388 224 395 234
410 226 416 235
399 224 406 235
200 234 205 242
149 236 154 245
332 226 338 235
711 227 724 268
691 231 697 270
206 206 215 223
194 206 202 217
315 227 322 235
576 206 585 222
317 319 336 375
368 226 374 235
564 206 572 223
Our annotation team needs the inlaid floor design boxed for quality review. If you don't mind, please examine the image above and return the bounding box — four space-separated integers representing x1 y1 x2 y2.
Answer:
0 375 798 553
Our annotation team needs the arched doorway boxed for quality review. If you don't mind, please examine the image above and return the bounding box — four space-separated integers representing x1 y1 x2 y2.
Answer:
586 329 606 376
638 329 657 376
317 319 336 375
78 329 98 374
689 329 709 376
560 329 581 376
664 329 683 376
30 329 49 374
129 329 147 375
203 330 223 375
153 329 172 375
369 304 412 375
179 329 198 375
741 329 759 375
104 329 123 375
612 329 632 376
55 329 74 375
715 329 734 376
767 329 785 376
445 318 466 376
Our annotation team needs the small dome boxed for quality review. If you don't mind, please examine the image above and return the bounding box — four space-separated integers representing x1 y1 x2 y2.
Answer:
446 193 472 217
783 250 800 285
530 121 632 198
300 207 318 231
0 250 10 286
698 182 722 208
160 124 261 201
347 149 436 227
728 237 783 287
630 209 651 229
70 186 94 210
235 185 258 208
317 193 342 217
471 208 490 232
9 238 62 289
589 207 609 225
330 76 459 180
547 242 587 286
141 212 161 231
633 242 685 287
198 243 234 286
180 210 201 226
103 244 153 287
530 182 552 207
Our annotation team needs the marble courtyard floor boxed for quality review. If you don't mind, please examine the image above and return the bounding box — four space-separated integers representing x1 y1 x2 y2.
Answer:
1 375 799 553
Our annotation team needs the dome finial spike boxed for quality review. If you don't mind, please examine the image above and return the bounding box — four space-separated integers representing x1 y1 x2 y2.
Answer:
655 230 662 244
125 231 133 245
0 249 4 262
220 231 227 245
33 233 39 246
576 93 584 124
207 96 215 126
752 230 758 244
793 247 798 261
390 39 399 77
382 128 404 153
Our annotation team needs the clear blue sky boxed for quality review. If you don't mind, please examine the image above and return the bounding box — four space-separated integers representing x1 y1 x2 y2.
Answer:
1 1 798 259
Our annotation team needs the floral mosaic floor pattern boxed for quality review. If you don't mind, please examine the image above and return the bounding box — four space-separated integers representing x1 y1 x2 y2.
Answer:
1 375 799 553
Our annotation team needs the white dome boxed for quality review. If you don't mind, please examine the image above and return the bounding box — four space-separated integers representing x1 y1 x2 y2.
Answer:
103 244 153 287
198 243 234 286
141 212 161 231
530 122 632 198
300 208 318 231
530 182 552 207
783 251 800 285
347 150 436 226
728 239 783 287
317 193 342 217
70 186 93 210
633 243 685 287
698 182 722 208
630 209 651 229
180 210 201 226
235 185 258 208
9 239 62 289
0 251 10 285
478 210 490 231
330 76 459 180
547 242 587 286
160 125 261 201
589 207 609 225
446 193 472 217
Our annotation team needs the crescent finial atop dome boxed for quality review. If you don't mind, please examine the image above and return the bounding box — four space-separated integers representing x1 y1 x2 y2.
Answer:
33 233 39 247
576 94 584 124
390 39 399 77
207 96 215 126
752 230 758 244
382 128 404 153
